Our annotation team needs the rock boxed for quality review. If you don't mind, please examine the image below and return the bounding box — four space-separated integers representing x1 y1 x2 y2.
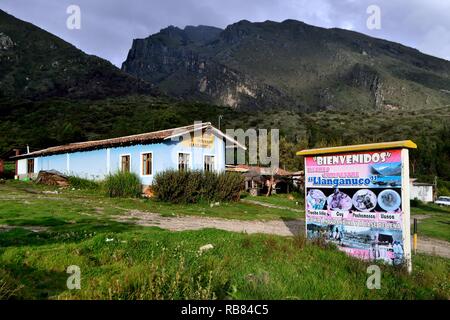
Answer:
36 170 69 187
142 186 154 198
199 244 214 253
42 190 59 194
0 32 14 50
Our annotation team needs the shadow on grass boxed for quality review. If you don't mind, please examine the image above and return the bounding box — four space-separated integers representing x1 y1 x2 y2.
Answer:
280 217 305 236
1 263 69 299
413 203 450 214
0 219 139 248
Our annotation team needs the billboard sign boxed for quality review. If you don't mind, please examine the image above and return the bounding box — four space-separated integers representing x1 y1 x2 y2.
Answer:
299 142 415 271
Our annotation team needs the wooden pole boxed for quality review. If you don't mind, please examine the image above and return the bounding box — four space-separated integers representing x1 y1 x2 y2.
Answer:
413 218 418 255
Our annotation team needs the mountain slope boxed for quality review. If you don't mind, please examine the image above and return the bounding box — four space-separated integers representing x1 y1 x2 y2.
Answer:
0 9 154 100
122 19 450 111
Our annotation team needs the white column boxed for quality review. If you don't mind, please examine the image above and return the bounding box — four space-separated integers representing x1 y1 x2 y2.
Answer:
106 148 111 174
401 148 412 273
66 153 70 175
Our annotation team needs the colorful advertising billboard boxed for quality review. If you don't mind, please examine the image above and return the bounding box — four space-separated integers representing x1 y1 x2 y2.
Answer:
302 147 412 268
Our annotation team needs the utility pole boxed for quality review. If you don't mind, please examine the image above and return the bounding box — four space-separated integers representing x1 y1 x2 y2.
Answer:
218 115 223 130
433 176 438 201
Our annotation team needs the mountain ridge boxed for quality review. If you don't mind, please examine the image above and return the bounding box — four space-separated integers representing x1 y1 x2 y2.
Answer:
0 9 156 101
122 19 450 111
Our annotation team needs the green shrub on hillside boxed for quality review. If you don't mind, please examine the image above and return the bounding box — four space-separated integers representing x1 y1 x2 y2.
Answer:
104 171 141 198
153 170 243 203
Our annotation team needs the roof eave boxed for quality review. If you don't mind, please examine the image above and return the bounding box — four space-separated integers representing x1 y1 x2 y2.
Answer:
296 140 417 156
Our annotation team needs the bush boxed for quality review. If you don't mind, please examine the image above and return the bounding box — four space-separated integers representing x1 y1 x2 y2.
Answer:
153 170 243 203
104 171 141 198
410 198 423 207
68 176 100 190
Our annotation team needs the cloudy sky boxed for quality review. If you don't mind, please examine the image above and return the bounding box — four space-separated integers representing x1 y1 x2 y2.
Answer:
1 0 449 67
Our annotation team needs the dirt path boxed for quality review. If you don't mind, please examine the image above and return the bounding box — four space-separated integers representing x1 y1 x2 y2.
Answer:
240 199 304 213
415 237 450 259
116 210 450 259
116 210 304 236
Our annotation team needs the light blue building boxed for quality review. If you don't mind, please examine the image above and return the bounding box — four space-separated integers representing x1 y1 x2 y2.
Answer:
13 122 244 186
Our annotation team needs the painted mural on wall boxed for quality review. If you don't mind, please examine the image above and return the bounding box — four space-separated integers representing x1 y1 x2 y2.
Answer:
305 149 405 265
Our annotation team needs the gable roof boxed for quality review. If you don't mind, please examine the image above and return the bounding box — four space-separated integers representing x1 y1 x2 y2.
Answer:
12 122 246 160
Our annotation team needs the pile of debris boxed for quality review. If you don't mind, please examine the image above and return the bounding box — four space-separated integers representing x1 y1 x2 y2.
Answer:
35 170 69 187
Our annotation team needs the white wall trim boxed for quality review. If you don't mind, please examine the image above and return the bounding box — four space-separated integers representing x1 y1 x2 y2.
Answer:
177 151 192 170
106 148 111 174
66 153 70 174
203 153 217 172
119 153 131 172
139 151 154 177
401 148 412 273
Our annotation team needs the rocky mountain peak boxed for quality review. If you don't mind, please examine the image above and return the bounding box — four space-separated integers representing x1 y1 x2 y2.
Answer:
121 19 450 111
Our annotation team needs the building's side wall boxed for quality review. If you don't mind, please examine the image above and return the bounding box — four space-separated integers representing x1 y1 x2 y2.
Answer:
19 133 226 185
69 149 108 180
37 154 67 174
17 159 27 175
410 185 433 202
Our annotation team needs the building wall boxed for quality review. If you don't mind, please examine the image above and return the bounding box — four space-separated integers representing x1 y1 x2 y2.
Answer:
17 159 27 175
410 185 433 202
18 134 226 185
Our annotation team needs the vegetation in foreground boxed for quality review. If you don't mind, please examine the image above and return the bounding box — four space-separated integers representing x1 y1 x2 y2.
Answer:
153 170 243 203
0 180 449 300
411 200 450 242
1 226 448 300
103 171 142 198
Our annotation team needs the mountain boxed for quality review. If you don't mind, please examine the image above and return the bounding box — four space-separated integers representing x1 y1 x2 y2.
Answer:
0 9 154 100
0 11 448 181
122 20 450 111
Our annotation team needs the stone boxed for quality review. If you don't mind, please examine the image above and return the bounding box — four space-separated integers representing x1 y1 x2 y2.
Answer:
199 244 214 253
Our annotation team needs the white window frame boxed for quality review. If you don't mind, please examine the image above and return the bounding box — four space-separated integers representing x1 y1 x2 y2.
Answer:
177 152 192 171
140 151 153 177
119 153 131 173
27 158 35 174
203 154 216 172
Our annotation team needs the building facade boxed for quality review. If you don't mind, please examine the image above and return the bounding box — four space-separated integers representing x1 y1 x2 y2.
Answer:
13 123 244 186
410 179 434 202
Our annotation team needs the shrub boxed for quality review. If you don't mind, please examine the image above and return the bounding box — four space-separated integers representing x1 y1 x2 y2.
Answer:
68 176 100 190
215 171 244 202
153 170 243 203
104 171 141 198
410 198 423 207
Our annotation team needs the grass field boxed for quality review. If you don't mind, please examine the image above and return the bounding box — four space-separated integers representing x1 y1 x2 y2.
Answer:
0 180 449 300
411 202 450 242
244 193 304 210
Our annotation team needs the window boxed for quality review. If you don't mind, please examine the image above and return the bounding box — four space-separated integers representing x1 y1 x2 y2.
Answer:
204 155 215 172
178 153 190 171
142 153 152 175
121 155 130 172
27 159 34 174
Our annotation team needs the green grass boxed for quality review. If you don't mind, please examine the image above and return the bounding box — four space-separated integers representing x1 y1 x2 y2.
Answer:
411 202 450 242
0 180 449 300
67 176 100 190
104 171 141 198
0 180 302 224
245 193 304 210
1 227 448 300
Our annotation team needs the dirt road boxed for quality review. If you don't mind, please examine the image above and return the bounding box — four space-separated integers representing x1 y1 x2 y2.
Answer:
117 210 450 259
